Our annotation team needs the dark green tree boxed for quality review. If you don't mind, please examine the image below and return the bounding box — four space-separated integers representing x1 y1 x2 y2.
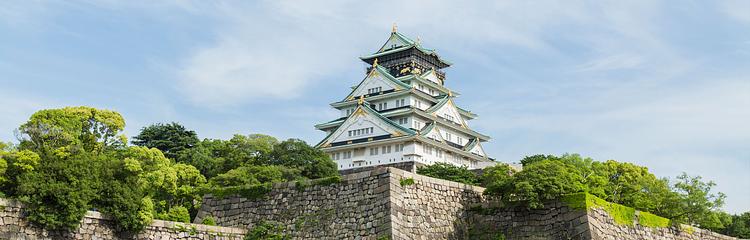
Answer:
15 152 101 230
520 154 560 167
178 134 279 179
416 162 480 185
502 160 585 208
209 165 301 188
723 212 750 238
132 122 198 160
481 163 517 196
265 139 337 179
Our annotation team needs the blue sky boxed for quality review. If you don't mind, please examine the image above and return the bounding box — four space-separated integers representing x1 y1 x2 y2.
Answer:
1 1 748 213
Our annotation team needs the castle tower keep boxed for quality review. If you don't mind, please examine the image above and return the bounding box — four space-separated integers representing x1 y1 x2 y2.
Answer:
315 27 494 172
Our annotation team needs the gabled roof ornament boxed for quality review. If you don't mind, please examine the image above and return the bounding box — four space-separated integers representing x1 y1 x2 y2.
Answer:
358 95 365 105
373 58 378 67
392 23 398 33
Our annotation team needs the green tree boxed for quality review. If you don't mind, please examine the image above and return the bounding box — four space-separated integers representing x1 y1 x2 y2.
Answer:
156 205 190 223
481 163 517 196
723 212 750 238
520 154 560 167
265 139 337 179
96 154 153 231
15 152 101 230
132 122 198 160
416 162 480 185
665 173 726 228
17 106 125 155
0 149 41 195
179 134 279 179
209 165 301 188
502 160 585 208
117 146 207 220
588 160 674 214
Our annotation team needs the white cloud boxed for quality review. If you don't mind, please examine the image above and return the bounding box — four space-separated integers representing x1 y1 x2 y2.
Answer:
721 0 750 23
574 53 644 72
172 0 596 107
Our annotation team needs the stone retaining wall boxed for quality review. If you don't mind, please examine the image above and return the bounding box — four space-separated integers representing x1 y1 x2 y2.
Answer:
196 167 736 240
196 167 394 239
587 207 736 240
467 202 591 240
387 169 485 239
0 198 245 240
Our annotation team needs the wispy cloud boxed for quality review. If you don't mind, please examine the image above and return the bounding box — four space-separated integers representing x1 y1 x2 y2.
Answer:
720 0 750 24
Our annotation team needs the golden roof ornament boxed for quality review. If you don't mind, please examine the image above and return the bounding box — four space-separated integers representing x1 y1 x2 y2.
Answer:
358 95 365 105
373 58 378 67
392 23 397 33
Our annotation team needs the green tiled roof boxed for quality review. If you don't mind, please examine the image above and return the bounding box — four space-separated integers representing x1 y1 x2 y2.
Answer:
361 32 452 66
425 95 450 113
315 101 416 148
343 65 411 101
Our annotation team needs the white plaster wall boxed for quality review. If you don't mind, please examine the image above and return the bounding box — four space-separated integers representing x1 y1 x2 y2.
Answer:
329 142 416 170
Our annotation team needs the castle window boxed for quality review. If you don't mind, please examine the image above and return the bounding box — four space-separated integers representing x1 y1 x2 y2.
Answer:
423 146 433 155
367 87 382 94
350 127 373 137
343 151 352 159
444 113 454 122
370 147 379 155
383 145 391 154
398 117 408 125
395 144 404 152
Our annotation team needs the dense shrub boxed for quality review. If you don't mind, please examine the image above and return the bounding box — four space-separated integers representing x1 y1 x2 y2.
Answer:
416 162 479 185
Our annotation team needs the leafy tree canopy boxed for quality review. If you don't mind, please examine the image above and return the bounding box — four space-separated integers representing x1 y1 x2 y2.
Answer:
482 153 728 231
265 139 337 180
17 106 125 155
417 162 480 185
132 122 198 160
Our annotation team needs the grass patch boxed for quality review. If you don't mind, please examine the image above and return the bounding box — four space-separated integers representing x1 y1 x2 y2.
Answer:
638 211 670 228
399 177 415 187
201 216 216 226
562 193 676 228
560 192 588 210
588 194 635 226
245 220 286 240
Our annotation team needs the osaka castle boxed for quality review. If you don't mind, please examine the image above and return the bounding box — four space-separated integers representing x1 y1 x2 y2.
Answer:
315 26 493 172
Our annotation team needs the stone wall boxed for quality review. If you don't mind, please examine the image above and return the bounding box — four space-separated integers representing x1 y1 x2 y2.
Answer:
196 167 736 240
387 169 485 239
468 202 591 240
196 167 394 239
196 167 485 240
0 198 245 240
587 207 736 240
